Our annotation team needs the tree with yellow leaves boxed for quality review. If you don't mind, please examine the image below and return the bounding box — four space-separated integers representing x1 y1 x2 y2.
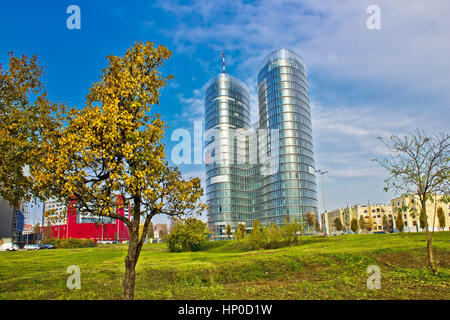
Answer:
35 41 207 299
0 52 64 211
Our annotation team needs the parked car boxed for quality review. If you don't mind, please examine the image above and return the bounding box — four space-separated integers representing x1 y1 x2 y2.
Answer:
0 243 20 251
97 240 113 244
42 244 56 249
24 244 42 250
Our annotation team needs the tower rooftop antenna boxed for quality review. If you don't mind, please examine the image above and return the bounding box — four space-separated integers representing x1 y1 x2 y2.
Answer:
222 51 225 74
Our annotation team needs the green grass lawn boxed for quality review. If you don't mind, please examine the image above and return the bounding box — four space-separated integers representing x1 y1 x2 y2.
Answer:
0 232 449 300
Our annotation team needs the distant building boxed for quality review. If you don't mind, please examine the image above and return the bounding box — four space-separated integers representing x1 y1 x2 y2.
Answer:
0 196 24 243
350 204 394 233
322 194 449 235
43 198 67 225
390 194 450 232
323 203 395 235
155 223 169 234
23 224 34 235
43 197 130 242
147 228 161 244
154 223 169 241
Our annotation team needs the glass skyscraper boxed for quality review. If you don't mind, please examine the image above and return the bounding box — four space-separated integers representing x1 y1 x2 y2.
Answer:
205 49 317 240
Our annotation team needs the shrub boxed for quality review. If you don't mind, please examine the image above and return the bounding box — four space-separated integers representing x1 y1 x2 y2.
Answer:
358 215 366 230
235 223 247 240
239 218 305 250
167 218 209 252
226 224 232 239
42 238 96 248
382 214 391 233
395 210 405 232
314 218 320 233
419 209 427 230
247 219 264 249
333 217 343 231
305 212 315 227
350 218 359 233
437 207 446 229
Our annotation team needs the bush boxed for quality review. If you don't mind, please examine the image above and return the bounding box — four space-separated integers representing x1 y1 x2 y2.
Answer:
395 210 405 232
235 223 247 240
167 218 210 252
238 218 306 250
333 217 343 231
437 207 446 229
42 238 97 248
350 218 359 233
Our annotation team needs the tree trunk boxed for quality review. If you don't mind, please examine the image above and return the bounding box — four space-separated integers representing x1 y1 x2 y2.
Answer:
422 199 438 274
426 231 437 274
123 196 142 300
123 198 152 300
124 230 139 300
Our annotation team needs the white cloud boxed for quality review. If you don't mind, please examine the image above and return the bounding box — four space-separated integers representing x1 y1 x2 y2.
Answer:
156 0 450 212
175 86 205 124
311 100 444 178
157 0 450 102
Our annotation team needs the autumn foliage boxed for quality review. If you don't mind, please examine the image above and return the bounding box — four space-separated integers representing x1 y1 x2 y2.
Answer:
2 41 207 300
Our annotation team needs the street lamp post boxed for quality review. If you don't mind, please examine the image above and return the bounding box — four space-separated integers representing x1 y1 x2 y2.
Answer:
315 169 328 234
315 170 328 212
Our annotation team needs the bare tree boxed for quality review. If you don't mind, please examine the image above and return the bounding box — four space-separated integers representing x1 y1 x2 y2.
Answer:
376 130 449 274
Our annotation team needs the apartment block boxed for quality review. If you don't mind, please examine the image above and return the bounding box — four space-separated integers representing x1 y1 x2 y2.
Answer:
322 194 449 235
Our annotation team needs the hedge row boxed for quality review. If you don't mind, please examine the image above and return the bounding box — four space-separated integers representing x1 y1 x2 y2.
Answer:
42 238 97 248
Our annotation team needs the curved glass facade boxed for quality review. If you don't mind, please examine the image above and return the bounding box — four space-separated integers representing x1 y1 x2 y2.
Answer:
205 50 318 240
205 74 251 239
257 49 317 224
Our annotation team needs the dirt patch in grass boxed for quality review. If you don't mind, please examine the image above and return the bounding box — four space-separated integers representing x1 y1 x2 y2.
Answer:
223 263 331 290
371 248 450 268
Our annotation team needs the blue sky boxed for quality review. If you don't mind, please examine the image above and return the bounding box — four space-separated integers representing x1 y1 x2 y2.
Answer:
1 0 449 224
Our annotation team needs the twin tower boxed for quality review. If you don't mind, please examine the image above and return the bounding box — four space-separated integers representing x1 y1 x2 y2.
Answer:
204 49 318 240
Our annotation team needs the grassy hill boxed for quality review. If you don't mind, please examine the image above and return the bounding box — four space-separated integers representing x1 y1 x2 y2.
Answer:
0 232 449 299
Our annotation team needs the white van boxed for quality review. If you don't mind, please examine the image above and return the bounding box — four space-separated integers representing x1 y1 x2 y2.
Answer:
0 243 20 251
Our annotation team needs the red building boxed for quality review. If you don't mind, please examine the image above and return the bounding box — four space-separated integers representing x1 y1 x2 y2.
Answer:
50 197 130 242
